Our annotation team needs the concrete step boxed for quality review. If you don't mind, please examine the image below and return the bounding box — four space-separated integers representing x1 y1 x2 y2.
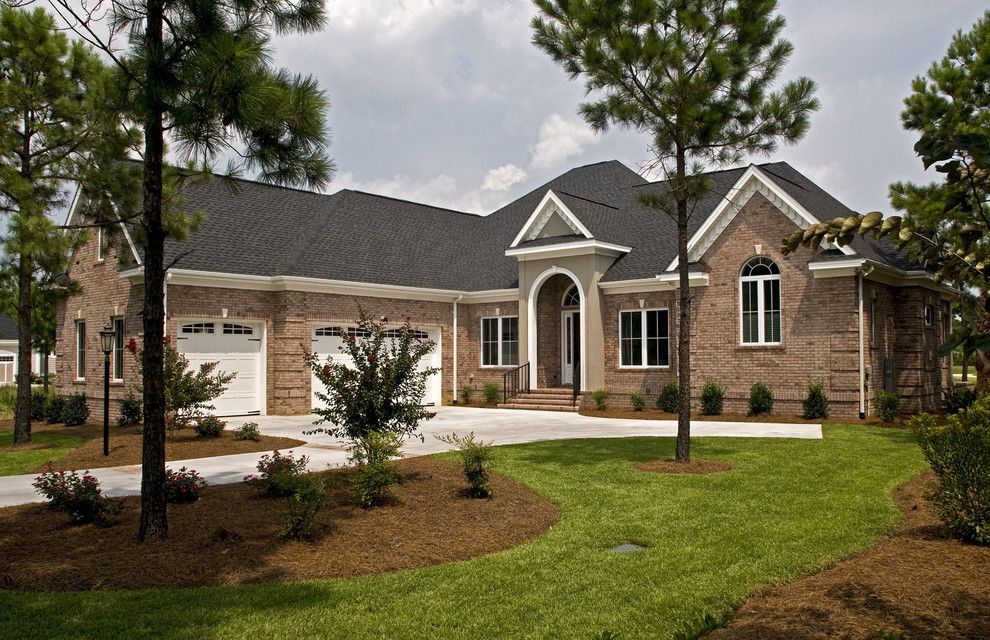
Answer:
500 402 580 412
513 393 579 402
528 387 575 396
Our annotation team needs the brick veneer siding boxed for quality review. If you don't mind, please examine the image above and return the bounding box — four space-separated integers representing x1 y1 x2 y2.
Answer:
55 236 144 424
456 299 523 399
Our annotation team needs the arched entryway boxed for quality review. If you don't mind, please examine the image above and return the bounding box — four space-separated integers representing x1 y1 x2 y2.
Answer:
527 268 585 390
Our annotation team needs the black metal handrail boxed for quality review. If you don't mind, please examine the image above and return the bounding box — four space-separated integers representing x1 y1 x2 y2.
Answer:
572 358 581 406
503 362 530 404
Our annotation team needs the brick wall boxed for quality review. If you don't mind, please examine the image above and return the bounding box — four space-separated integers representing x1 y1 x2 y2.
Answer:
456 299 522 398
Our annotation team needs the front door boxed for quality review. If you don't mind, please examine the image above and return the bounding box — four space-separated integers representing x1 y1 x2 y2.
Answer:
561 311 580 386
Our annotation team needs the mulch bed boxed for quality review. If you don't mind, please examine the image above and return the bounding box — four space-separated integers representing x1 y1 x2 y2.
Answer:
634 459 732 474
16 423 304 473
708 471 990 639
0 457 559 591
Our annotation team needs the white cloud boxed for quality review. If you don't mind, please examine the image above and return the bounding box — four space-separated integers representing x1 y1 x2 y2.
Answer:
528 113 599 170
481 164 528 191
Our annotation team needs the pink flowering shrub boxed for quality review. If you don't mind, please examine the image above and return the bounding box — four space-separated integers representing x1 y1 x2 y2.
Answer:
33 469 121 525
244 450 309 497
165 467 208 503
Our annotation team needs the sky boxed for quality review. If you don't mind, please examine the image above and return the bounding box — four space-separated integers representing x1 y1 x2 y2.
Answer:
261 1 987 215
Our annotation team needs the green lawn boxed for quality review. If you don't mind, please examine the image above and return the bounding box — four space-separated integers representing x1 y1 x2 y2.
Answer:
0 430 83 476
0 425 924 639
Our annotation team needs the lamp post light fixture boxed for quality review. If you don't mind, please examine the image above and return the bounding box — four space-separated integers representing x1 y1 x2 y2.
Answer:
99 323 115 457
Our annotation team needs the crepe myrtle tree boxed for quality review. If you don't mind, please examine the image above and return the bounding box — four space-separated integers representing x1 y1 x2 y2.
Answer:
305 313 439 442
533 0 819 461
782 11 990 393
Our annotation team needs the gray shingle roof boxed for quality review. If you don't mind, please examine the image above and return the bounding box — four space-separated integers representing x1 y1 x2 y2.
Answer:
160 159 918 291
0 313 17 340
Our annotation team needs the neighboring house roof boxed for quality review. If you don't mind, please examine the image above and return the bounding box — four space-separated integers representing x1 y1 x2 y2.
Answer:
150 159 917 291
0 313 17 340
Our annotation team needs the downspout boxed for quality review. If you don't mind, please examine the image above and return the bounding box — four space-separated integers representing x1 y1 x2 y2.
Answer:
857 264 874 419
858 271 865 419
164 271 171 336
452 294 462 403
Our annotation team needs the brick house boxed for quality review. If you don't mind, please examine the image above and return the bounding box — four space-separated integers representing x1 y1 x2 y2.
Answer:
56 160 954 420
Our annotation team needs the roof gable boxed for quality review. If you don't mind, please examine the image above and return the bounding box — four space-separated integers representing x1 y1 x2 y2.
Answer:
509 190 593 247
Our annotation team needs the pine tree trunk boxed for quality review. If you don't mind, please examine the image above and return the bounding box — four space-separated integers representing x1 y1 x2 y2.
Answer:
138 0 168 543
675 148 691 463
12 252 32 444
977 294 990 396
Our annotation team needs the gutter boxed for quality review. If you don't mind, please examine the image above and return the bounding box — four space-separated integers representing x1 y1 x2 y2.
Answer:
452 294 462 403
857 264 875 419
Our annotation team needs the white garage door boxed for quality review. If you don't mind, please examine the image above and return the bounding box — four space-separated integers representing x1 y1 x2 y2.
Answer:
176 320 263 416
311 325 441 411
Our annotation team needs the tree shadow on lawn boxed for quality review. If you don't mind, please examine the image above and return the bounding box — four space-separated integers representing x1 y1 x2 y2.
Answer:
502 436 741 469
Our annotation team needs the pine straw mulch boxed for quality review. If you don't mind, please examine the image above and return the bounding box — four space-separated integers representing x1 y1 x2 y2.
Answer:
16 422 305 473
707 471 990 640
634 459 732 474
0 457 559 592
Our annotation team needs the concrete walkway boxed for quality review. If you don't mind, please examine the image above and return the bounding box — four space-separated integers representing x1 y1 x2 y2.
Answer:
0 407 821 507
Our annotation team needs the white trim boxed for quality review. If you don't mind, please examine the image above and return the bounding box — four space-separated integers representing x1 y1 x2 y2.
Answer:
598 272 710 295
810 258 958 297
858 272 866 418
111 316 124 382
617 308 671 369
74 319 86 381
667 165 855 271
120 267 520 304
479 315 519 368
560 309 580 383
505 239 631 261
96 226 105 262
527 266 586 390
509 190 593 248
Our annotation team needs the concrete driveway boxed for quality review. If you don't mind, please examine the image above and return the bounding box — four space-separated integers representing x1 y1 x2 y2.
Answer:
0 407 820 507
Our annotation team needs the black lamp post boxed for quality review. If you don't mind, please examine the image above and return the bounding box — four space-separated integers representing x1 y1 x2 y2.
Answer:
99 323 115 457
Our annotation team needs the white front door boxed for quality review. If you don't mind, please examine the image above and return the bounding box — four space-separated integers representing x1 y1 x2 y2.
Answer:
561 311 580 386
176 320 264 416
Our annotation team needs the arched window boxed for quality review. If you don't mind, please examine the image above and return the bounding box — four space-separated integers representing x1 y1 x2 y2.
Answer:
562 284 580 308
740 257 781 344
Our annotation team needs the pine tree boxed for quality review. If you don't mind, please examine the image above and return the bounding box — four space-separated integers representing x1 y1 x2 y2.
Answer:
48 0 334 540
0 6 129 444
532 0 818 461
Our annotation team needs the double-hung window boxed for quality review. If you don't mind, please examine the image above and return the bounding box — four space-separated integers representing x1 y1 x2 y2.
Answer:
75 320 86 380
619 309 669 367
740 257 782 344
481 317 518 367
112 317 124 381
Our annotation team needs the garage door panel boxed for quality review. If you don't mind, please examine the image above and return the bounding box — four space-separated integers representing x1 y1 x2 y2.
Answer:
311 326 441 411
177 321 263 417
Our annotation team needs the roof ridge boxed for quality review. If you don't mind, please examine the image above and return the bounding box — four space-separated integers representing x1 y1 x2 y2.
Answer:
556 190 621 210
339 189 481 218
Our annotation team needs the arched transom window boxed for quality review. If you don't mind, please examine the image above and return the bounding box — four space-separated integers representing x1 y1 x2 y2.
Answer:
562 284 580 308
740 257 781 344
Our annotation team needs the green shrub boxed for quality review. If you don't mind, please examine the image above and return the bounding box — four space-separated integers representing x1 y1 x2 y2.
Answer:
194 415 226 437
802 380 830 419
483 382 500 405
630 392 646 411
246 450 310 498
282 475 329 541
32 468 121 525
0 384 16 419
61 393 90 426
873 391 900 423
436 431 495 498
657 380 679 413
591 389 609 411
913 399 990 545
30 387 53 421
459 385 473 404
44 395 65 424
165 467 207 503
748 381 774 416
944 386 977 414
234 421 261 441
348 430 402 508
118 393 142 427
700 379 726 416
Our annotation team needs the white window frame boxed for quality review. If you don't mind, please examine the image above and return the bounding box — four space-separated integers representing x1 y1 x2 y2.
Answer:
111 316 124 381
924 305 934 327
75 320 86 381
739 258 783 346
96 226 105 262
618 308 670 369
480 316 519 368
